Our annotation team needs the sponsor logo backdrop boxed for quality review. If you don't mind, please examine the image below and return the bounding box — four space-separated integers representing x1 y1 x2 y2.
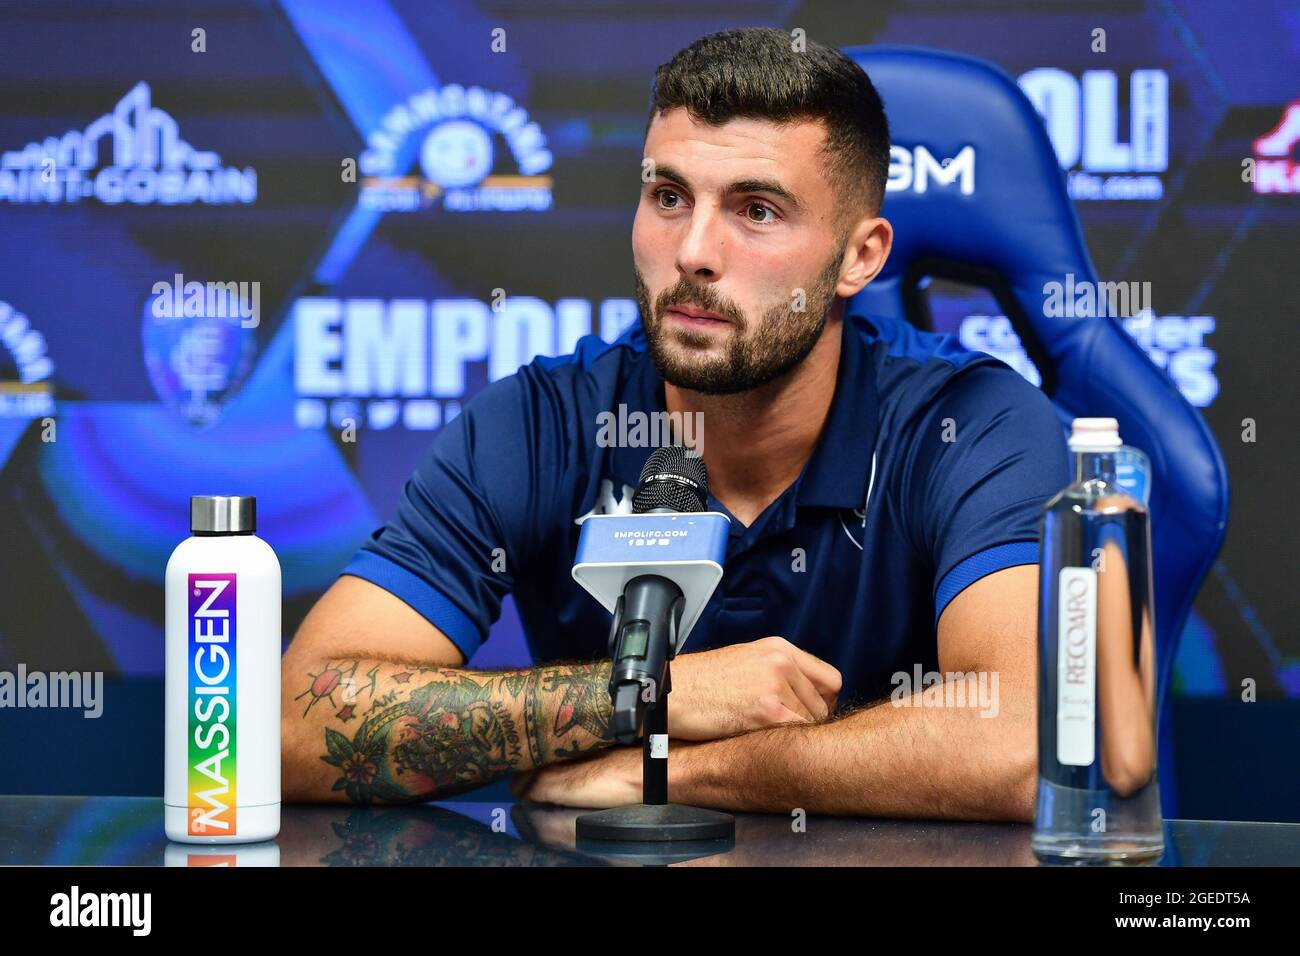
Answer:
0 0 1294 713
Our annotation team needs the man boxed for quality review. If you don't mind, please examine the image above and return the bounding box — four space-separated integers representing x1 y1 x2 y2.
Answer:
282 27 1068 821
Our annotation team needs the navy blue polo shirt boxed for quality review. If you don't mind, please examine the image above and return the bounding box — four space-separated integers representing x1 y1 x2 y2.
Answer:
342 311 1069 708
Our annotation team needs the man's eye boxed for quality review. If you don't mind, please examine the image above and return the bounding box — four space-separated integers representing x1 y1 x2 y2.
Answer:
654 188 682 209
744 202 777 224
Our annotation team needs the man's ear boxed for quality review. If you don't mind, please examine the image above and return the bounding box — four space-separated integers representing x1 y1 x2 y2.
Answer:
836 215 894 299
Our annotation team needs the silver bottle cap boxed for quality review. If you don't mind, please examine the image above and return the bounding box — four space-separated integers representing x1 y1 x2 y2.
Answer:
191 495 256 534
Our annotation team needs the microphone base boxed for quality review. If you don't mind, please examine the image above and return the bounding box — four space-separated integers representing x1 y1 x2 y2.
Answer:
575 802 735 843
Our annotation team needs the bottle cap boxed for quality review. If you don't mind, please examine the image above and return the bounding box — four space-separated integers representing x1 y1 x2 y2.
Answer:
191 495 256 534
1068 417 1122 452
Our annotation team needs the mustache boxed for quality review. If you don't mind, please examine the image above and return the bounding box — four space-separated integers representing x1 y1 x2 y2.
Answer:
653 282 745 328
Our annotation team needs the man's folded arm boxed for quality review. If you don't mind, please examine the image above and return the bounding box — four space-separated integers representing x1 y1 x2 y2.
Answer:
281 574 614 804
666 564 1040 822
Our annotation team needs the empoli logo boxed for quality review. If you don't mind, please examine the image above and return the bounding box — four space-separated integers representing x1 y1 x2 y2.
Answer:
1018 68 1168 201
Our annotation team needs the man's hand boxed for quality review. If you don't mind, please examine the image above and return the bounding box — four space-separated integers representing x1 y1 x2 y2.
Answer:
512 745 645 809
513 636 840 809
667 637 841 741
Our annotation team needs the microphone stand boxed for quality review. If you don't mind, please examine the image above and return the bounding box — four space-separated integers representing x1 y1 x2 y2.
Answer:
575 585 735 847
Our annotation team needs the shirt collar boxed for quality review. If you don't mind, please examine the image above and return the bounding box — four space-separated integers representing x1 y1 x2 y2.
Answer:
793 315 879 510
609 316 879 512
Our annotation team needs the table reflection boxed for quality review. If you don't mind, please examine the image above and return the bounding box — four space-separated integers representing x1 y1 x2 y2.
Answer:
2 795 1296 866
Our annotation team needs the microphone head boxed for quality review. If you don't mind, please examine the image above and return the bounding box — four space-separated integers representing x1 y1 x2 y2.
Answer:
633 446 709 514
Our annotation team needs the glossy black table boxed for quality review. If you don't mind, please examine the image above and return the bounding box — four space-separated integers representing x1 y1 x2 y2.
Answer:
1 796 1296 866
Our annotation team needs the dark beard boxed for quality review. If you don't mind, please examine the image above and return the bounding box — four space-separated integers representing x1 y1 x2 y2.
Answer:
634 247 844 396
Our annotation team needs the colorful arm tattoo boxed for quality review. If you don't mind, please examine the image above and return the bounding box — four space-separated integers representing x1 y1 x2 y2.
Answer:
295 659 613 803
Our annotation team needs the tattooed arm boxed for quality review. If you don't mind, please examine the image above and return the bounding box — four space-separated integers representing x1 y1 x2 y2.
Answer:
282 575 613 804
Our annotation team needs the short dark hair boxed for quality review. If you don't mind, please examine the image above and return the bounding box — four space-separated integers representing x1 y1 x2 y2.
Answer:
648 27 890 220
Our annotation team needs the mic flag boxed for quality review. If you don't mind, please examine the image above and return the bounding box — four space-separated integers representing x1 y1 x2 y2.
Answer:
571 447 728 650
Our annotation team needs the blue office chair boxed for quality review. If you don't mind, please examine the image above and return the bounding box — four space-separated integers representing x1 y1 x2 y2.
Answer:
842 46 1230 818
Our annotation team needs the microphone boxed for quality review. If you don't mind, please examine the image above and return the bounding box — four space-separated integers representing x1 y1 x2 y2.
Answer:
571 446 729 744
571 446 738 846
632 444 708 514
610 448 707 742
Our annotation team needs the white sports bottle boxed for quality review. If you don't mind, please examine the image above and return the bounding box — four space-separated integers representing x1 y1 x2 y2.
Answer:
165 495 281 844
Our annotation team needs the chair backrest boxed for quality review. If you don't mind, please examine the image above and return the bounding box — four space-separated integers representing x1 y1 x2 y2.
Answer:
842 45 1230 816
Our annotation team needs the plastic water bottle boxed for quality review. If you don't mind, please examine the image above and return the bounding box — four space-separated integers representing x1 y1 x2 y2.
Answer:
1032 419 1164 864
165 496 281 844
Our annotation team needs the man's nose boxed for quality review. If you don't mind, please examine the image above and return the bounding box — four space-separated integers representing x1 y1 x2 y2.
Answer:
675 204 725 280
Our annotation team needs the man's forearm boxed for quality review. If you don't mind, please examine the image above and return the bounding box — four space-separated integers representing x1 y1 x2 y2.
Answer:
283 656 613 803
668 677 1037 822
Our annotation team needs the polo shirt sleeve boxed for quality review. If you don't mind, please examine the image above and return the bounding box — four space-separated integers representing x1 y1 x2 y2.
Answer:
895 360 1070 624
340 364 571 659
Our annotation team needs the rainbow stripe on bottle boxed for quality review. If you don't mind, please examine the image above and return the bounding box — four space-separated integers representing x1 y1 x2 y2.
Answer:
187 573 237 835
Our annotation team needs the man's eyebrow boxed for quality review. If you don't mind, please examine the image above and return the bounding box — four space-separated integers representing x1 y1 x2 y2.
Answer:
649 163 804 211
647 163 696 194
725 177 804 211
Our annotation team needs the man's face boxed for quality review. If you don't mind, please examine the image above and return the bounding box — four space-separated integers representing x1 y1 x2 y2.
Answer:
633 108 850 395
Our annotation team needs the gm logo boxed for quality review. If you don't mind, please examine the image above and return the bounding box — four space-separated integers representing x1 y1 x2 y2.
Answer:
887 145 975 195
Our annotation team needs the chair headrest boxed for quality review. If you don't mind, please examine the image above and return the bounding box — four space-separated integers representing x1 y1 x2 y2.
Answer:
844 45 1096 293
840 46 1229 725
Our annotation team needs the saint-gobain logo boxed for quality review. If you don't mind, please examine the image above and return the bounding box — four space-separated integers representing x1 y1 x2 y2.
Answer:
0 82 256 206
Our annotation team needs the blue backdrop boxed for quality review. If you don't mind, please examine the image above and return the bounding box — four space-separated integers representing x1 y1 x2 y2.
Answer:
0 0 1295 819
